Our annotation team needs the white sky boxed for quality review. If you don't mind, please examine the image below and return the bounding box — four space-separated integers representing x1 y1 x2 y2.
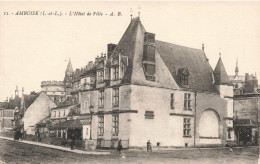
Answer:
0 2 260 101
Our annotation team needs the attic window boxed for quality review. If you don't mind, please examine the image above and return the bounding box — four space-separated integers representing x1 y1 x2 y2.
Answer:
144 32 155 43
145 111 154 119
179 74 189 85
178 68 189 85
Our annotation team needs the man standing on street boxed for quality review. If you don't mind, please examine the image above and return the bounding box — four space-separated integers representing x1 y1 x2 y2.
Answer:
147 140 152 152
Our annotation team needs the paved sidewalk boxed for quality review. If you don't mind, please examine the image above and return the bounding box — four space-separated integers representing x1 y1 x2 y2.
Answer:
128 145 259 152
0 136 110 155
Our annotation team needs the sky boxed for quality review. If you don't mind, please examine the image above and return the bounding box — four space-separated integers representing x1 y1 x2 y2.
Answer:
0 2 260 101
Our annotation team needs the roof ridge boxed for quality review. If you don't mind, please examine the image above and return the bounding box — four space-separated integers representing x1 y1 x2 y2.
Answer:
156 40 203 52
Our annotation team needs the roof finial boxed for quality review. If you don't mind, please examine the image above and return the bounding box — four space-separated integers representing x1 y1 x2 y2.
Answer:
130 8 133 20
138 5 141 18
219 48 221 58
235 57 239 76
202 43 204 51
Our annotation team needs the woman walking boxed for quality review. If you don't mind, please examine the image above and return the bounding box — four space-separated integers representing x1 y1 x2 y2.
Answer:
117 139 122 154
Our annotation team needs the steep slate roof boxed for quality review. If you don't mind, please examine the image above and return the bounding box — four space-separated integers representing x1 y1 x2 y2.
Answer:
113 17 217 92
156 41 215 92
80 68 96 77
115 17 145 83
213 57 230 85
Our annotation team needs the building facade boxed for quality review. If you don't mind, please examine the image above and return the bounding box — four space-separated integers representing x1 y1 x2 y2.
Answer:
41 81 65 103
0 108 15 131
233 94 260 145
23 92 57 134
75 17 234 148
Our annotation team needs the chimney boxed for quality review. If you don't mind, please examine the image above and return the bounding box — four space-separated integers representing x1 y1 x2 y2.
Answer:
107 44 117 59
202 44 204 51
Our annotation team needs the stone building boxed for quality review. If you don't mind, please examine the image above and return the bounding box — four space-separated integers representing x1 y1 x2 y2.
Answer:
228 59 259 145
0 108 15 131
23 92 57 134
233 93 260 145
76 17 234 148
41 81 65 103
0 86 38 132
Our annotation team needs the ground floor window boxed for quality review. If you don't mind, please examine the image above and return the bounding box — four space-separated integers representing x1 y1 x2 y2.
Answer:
98 116 104 136
183 118 191 137
112 115 119 136
57 130 62 138
67 128 82 140
228 128 232 139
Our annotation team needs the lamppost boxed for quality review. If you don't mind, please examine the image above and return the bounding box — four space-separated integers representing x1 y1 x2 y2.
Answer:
89 105 94 140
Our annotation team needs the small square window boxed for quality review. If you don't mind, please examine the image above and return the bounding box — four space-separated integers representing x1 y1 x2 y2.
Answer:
145 111 154 119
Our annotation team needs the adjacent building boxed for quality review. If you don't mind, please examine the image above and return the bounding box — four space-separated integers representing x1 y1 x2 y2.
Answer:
0 108 15 131
41 81 65 104
23 92 57 134
233 93 260 145
228 59 259 145
229 59 259 95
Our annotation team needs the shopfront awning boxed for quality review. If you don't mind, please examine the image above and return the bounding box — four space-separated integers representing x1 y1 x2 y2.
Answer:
234 119 258 127
49 119 83 130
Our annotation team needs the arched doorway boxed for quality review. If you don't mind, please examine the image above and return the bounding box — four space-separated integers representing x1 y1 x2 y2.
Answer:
199 109 220 138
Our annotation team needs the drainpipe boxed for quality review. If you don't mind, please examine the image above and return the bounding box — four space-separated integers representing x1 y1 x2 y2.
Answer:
194 90 197 147
257 93 259 145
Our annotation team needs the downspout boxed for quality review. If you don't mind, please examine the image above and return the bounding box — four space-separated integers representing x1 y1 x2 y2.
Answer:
194 90 197 147
257 94 259 145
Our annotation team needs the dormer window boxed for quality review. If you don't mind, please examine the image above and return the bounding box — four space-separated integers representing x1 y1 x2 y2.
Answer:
97 62 104 83
111 57 120 80
179 74 189 85
178 67 189 85
112 66 119 80
144 32 155 43
97 70 104 83
143 32 156 82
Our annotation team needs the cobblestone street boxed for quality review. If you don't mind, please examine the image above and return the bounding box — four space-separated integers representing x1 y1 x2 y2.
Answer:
0 138 258 164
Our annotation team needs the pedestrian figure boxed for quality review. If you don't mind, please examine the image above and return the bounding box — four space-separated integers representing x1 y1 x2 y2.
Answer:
70 134 75 150
36 129 41 142
147 140 152 152
229 145 233 152
117 139 122 154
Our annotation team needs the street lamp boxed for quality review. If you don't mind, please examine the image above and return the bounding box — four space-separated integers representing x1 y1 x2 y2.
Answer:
89 105 94 140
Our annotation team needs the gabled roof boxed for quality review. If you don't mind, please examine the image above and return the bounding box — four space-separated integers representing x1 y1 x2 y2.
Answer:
213 56 229 85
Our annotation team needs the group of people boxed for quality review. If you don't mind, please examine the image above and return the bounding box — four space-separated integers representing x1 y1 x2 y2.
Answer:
117 139 152 154
13 128 26 141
